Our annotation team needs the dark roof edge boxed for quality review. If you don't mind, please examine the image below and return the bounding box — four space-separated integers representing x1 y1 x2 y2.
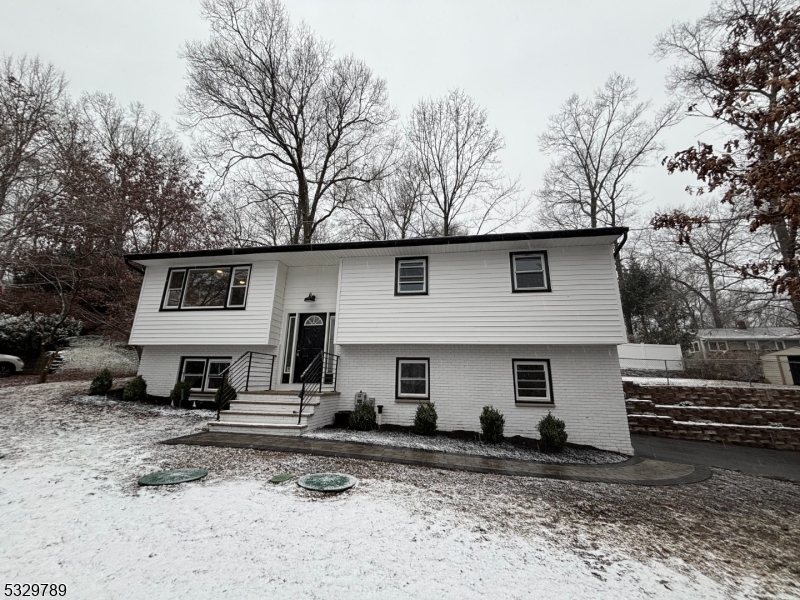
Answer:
124 227 628 262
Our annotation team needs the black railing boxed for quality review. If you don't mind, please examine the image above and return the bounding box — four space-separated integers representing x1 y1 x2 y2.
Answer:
215 351 277 420
297 351 339 425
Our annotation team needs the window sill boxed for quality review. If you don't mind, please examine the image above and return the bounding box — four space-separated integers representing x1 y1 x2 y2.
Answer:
515 401 555 406
395 397 431 403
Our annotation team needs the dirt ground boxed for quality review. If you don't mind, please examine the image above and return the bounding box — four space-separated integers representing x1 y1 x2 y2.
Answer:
1 380 798 599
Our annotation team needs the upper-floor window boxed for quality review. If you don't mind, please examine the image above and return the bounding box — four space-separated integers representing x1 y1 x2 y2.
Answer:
395 257 428 295
161 265 251 310
510 251 550 293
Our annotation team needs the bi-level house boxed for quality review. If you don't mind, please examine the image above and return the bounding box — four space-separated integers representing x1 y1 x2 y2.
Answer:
125 228 633 453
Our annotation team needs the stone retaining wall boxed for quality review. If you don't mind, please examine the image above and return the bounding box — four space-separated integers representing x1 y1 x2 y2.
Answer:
624 381 800 451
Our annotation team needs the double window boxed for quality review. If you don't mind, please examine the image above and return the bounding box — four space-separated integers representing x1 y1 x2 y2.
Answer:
510 251 550 292
162 265 251 310
706 341 728 352
396 358 430 400
179 357 232 392
513 359 553 403
395 257 428 295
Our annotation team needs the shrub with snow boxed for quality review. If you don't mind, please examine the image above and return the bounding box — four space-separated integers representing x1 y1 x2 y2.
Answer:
413 402 438 436
480 406 505 444
89 369 113 395
123 376 147 402
349 403 376 431
0 312 82 356
538 412 568 451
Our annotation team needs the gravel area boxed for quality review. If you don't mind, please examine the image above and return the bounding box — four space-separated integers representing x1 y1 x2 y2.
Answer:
1 381 798 598
304 428 628 464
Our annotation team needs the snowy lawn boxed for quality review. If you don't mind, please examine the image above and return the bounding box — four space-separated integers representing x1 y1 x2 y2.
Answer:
1 382 799 599
304 428 627 464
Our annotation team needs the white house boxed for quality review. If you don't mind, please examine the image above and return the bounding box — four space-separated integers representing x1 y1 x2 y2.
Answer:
125 228 633 453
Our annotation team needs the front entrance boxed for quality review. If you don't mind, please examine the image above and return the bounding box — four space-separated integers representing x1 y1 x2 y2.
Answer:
292 313 327 383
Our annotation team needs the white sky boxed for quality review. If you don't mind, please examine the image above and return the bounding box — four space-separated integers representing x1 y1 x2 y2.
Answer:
1 0 715 227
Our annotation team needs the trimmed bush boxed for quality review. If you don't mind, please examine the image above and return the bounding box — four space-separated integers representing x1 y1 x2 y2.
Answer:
123 375 147 402
349 402 376 431
89 368 113 395
214 382 237 411
414 402 438 436
480 405 505 444
538 412 568 451
169 381 194 407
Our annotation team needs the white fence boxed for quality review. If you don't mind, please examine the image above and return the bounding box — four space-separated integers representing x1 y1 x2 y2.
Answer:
618 343 683 371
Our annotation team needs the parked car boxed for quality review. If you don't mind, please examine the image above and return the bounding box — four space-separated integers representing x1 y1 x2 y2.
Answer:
0 354 24 377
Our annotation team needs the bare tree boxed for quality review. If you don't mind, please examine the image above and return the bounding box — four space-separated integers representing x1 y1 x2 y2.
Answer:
536 74 680 242
179 0 397 244
406 88 523 237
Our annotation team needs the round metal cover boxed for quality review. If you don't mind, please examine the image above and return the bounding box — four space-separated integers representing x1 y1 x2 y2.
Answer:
297 473 357 492
269 473 294 483
138 468 208 486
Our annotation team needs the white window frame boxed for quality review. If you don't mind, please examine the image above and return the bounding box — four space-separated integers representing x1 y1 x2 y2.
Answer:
510 251 550 292
179 357 232 392
707 341 728 351
396 358 430 400
226 266 252 308
162 269 187 309
513 359 553 403
395 257 428 295
690 341 701 353
747 341 760 350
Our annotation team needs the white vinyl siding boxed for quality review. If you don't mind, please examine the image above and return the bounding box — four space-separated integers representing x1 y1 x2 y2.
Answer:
336 244 626 345
129 260 277 345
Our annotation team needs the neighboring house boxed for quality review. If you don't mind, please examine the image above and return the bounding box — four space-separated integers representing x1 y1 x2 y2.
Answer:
761 347 800 385
687 327 800 356
125 228 633 453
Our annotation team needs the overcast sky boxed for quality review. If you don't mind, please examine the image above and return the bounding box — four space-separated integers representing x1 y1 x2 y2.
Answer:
2 0 716 227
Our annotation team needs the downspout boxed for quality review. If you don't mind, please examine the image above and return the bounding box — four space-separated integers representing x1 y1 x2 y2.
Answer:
613 230 628 259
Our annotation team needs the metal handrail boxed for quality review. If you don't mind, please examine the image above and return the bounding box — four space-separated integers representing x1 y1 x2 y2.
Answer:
297 351 339 425
215 351 277 420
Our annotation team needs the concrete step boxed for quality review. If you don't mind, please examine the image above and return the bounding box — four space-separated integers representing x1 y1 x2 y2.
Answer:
207 421 307 436
229 400 313 414
218 410 312 425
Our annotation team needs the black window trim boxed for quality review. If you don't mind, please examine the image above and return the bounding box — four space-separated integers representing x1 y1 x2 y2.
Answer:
178 356 233 393
512 358 555 404
509 251 551 293
394 256 429 296
160 264 252 311
395 357 430 400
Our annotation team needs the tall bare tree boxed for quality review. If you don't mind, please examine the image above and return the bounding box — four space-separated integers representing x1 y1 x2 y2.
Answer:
406 89 523 237
536 74 680 242
180 0 397 245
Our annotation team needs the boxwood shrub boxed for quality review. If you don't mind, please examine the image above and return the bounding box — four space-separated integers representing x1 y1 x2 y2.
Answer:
89 368 113 395
414 402 438 436
169 381 194 407
123 375 147 402
538 412 568 451
480 405 505 444
349 402 376 431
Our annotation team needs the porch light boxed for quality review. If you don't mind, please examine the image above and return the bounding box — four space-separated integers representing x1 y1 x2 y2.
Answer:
304 292 316 302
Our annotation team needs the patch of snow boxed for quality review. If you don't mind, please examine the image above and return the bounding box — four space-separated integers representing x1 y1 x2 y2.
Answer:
56 335 139 374
623 376 799 390
671 420 800 431
0 380 796 599
304 429 629 465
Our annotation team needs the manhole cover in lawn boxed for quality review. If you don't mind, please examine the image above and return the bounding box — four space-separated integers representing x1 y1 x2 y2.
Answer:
138 468 208 486
297 473 357 492
269 473 294 483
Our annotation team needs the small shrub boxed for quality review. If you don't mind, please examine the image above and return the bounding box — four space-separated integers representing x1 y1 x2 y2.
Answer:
480 405 505 444
414 402 438 436
538 412 568 451
214 382 237 411
169 381 194 407
349 402 376 431
123 375 147 402
89 368 113 395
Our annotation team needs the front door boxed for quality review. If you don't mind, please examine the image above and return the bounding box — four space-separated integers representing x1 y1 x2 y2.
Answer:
788 356 800 385
293 313 327 383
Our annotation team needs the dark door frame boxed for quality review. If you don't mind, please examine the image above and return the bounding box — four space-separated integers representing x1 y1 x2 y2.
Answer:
292 312 328 384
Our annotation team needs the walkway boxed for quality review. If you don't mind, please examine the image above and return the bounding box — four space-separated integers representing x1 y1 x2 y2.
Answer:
632 435 800 482
162 432 710 486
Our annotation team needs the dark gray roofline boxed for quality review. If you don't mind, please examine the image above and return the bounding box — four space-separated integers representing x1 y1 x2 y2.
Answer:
124 227 628 262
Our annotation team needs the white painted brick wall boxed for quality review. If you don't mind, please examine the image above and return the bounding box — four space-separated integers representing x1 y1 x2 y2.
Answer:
336 344 633 454
138 345 276 397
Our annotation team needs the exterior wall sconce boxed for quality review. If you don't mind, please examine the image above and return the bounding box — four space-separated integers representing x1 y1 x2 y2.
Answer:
304 293 316 302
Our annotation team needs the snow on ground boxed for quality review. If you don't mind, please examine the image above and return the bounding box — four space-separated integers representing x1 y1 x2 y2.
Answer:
1 381 798 599
304 428 627 464
57 336 139 374
623 376 797 389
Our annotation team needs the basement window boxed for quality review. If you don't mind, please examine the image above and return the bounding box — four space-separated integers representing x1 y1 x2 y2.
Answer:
513 359 553 403
179 357 232 392
161 265 251 310
396 358 430 400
